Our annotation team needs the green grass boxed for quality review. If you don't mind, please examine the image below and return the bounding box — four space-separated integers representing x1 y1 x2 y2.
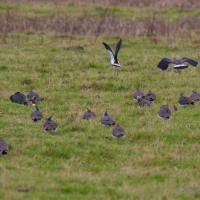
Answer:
0 2 200 21
0 33 200 199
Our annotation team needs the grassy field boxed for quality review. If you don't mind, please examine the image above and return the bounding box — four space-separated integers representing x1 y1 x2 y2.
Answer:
0 2 200 200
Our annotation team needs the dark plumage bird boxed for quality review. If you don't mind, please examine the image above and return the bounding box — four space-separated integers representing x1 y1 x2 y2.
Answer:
133 88 144 100
102 38 122 74
190 89 200 101
178 93 194 107
100 111 116 126
112 124 125 139
157 57 198 71
137 96 151 107
76 45 84 50
27 96 37 106
10 92 28 105
43 117 57 132
158 105 172 120
27 90 43 101
0 138 8 155
83 109 96 120
145 90 156 102
30 106 43 122
173 105 178 111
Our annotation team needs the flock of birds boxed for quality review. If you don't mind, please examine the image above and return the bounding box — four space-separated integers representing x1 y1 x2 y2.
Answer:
0 38 199 155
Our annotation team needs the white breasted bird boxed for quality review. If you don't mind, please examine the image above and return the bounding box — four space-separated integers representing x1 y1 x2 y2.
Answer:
112 124 125 139
102 38 122 75
157 57 198 71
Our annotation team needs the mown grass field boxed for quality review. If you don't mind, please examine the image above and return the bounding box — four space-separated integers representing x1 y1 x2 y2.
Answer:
0 2 200 200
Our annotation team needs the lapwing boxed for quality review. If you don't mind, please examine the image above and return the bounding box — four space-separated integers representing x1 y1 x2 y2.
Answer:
158 105 172 120
178 93 194 107
83 109 96 120
145 90 156 102
137 96 151 107
101 111 116 126
190 89 200 101
43 116 57 132
157 57 198 71
133 88 144 100
30 106 43 122
102 38 122 75
112 124 125 139
0 138 8 155
27 96 37 106
27 90 43 101
10 92 28 105
76 45 84 50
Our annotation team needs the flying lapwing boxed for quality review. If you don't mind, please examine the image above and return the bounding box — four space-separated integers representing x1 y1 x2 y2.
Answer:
10 92 28 105
101 111 116 126
112 124 125 139
137 96 151 107
190 89 200 101
158 105 172 120
30 106 43 122
0 138 8 155
157 57 198 71
102 38 122 75
133 88 144 100
178 93 194 107
145 90 156 102
27 90 43 101
43 116 57 132
83 109 96 120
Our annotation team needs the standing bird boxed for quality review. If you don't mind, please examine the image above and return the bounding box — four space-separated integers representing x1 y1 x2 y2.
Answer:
145 90 156 102
10 92 28 105
133 88 144 100
43 116 57 132
158 105 172 120
112 124 125 139
102 38 122 75
27 90 43 101
83 109 96 120
190 89 200 101
157 57 198 71
101 111 116 126
0 138 8 155
30 106 43 122
178 93 194 107
137 96 151 107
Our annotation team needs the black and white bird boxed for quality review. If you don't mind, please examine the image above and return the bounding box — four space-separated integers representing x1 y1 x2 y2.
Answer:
112 124 125 139
100 111 116 126
30 106 43 122
178 93 194 107
157 57 198 71
83 109 96 120
137 96 151 107
133 88 144 100
190 89 200 101
158 105 172 120
43 116 57 132
102 38 122 74
27 90 43 101
0 138 8 155
145 90 156 102
10 92 28 105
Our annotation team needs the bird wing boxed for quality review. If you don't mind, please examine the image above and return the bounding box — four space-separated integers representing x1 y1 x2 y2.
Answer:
157 58 173 70
114 38 122 59
102 42 115 64
181 57 198 66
